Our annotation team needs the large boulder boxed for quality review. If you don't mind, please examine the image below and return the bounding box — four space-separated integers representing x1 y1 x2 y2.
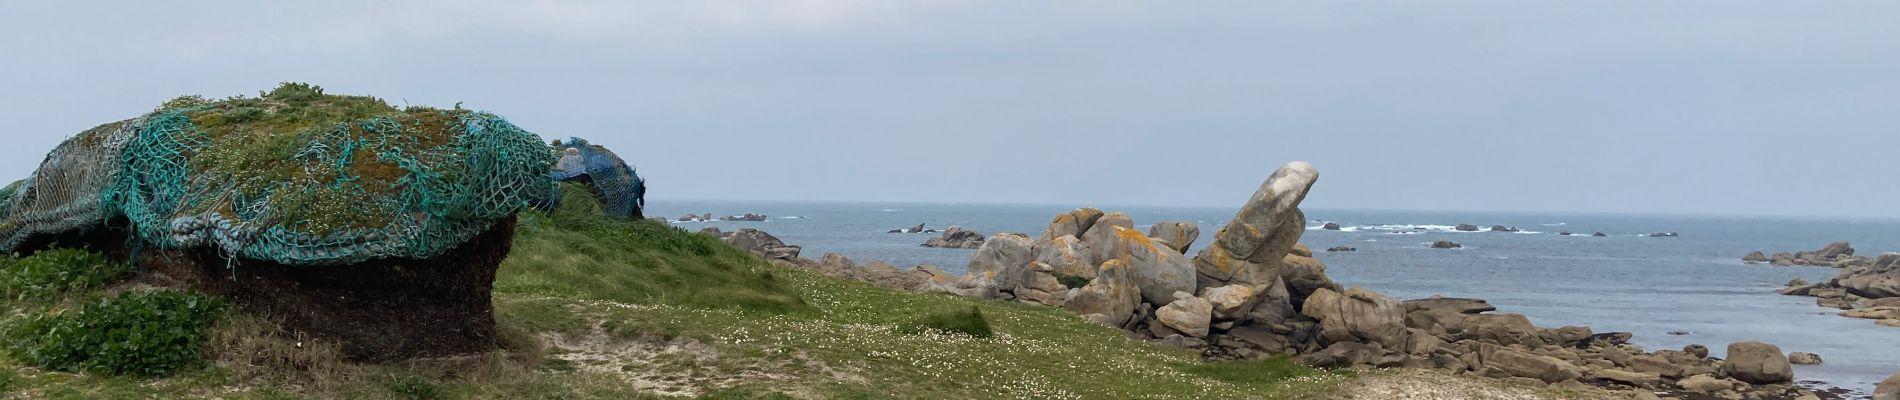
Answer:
1743 251 1768 263
964 233 1037 291
1081 212 1137 263
1147 221 1201 254
1031 235 1094 278
1720 341 1794 384
1876 372 1900 400
1042 207 1106 241
922 226 987 249
1065 260 1142 327
1191 162 1318 288
1199 284 1258 320
1094 226 1197 305
1300 287 1408 349
1156 292 1213 337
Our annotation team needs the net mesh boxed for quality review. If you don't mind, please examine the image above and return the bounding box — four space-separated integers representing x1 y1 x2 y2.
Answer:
549 137 646 219
0 87 555 266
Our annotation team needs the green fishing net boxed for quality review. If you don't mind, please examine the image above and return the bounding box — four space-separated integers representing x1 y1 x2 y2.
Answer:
0 83 555 266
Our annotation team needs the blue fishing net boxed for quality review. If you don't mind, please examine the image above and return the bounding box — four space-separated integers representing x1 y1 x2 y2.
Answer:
548 137 646 219
0 86 555 266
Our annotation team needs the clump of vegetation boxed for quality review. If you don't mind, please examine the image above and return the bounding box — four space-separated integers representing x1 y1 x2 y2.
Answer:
0 248 133 302
1056 274 1091 289
3 290 226 377
901 306 994 338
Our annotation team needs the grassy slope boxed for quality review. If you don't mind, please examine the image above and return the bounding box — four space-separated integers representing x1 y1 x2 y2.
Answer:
0 188 1349 399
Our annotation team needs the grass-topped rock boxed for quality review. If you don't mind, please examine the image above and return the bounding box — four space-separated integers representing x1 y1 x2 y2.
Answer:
0 83 555 361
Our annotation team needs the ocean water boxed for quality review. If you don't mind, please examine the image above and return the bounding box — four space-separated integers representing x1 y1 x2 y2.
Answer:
648 200 1900 395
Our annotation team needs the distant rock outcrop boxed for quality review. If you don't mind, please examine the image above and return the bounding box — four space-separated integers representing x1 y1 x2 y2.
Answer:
719 213 768 222
922 226 986 249
1454 224 1480 232
1489 225 1519 233
1431 240 1461 249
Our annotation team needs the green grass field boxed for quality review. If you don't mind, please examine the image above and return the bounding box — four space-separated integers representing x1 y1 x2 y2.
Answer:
0 187 1350 399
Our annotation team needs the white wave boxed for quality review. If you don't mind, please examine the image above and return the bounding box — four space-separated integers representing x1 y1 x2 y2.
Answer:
1541 222 1567 226
1363 238 1378 242
882 209 903 212
779 216 805 219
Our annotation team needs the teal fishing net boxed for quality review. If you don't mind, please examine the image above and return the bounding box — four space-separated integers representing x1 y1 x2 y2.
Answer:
0 85 555 266
548 137 646 219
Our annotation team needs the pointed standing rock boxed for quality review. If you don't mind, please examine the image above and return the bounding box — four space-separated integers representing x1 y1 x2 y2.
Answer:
1191 162 1318 288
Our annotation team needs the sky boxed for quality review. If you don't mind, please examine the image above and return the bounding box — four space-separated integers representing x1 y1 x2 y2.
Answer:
2 1 1897 217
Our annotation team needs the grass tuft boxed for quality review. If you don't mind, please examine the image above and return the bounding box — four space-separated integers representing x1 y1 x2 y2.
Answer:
902 306 994 338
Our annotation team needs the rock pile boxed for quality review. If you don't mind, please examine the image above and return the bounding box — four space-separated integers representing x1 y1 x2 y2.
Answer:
1750 241 1871 268
921 226 986 249
1781 252 1900 327
905 161 1817 398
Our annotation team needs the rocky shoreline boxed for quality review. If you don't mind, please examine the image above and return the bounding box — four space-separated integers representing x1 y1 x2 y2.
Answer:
1765 243 1900 329
712 161 1892 399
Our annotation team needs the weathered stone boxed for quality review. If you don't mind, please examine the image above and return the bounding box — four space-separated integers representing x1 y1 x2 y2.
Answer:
964 233 1037 291
1199 284 1257 319
1474 344 1586 383
724 228 801 260
1148 221 1200 254
1683 344 1709 359
1081 212 1137 263
1279 253 1338 309
1191 162 1317 287
1227 324 1292 354
1031 235 1094 278
1402 297 1496 333
1743 251 1768 263
1042 207 1105 241
1094 226 1196 305
1297 341 1390 369
1300 287 1408 349
1432 240 1461 249
1876 372 1900 400
1678 374 1734 393
1788 352 1822 365
1721 341 1794 384
922 226 986 249
1157 291 1214 337
1461 314 1543 346
1590 369 1663 388
1628 354 1681 378
1064 260 1141 327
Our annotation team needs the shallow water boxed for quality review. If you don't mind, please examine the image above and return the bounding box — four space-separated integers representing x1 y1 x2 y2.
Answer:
647 200 1900 395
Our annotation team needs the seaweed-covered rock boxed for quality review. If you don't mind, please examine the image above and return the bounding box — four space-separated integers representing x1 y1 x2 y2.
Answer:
548 137 647 219
0 83 555 361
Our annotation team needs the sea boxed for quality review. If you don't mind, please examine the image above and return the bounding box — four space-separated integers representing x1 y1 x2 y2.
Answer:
648 200 1900 397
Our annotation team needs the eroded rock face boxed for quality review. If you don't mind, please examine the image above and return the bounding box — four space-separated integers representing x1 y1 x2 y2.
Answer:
1156 292 1213 337
1300 287 1407 349
1875 372 1900 400
1031 235 1094 278
1199 284 1257 320
964 233 1037 291
1721 341 1794 384
1095 226 1196 305
1192 162 1317 288
1065 260 1141 327
1147 221 1200 254
1472 344 1585 383
1042 207 1105 241
1081 212 1136 263
1461 314 1542 346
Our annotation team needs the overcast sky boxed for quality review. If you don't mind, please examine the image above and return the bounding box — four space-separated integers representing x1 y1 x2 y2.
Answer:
3 1 1896 217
